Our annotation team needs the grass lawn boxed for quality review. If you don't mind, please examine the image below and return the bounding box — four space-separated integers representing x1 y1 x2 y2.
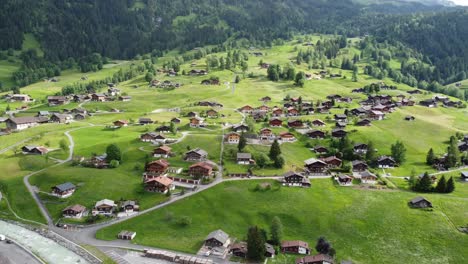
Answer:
96 180 468 264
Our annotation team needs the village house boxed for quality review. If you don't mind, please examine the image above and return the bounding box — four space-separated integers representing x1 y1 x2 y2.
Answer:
307 130 326 139
189 162 214 178
145 159 170 175
351 107 368 117
139 117 153 125
120 200 139 213
232 124 249 133
282 171 311 187
458 142 468 152
281 240 310 255
237 153 255 165
87 154 109 168
304 158 328 174
9 94 33 102
118 231 136 241
22 145 48 155
460 171 468 182
288 120 304 128
279 132 296 142
51 182 76 198
368 110 385 120
331 129 347 138
334 114 347 123
296 254 335 264
419 99 437 108
272 108 284 117
185 148 208 161
205 229 231 248
225 132 241 144
113 120 129 127
6 116 45 131
189 116 205 128
190 69 208 75
360 171 378 184
144 176 175 194
37 111 50 117
153 145 172 158
260 96 272 102
92 199 116 216
377 156 396 168
353 143 368 155
187 111 198 117
252 110 267 121
335 122 347 128
74 113 86 120
257 105 270 112
269 118 283 127
107 86 120 95
140 132 165 142
156 125 171 133
47 96 69 106
287 107 300 117
409 197 432 208
336 174 353 186
91 93 107 102
352 160 368 172
62 204 87 219
171 117 181 124
50 113 73 123
118 96 132 102
311 119 326 127
198 101 223 107
230 242 275 259
356 119 371 126
314 145 328 154
239 105 254 114
259 128 275 141
206 109 219 118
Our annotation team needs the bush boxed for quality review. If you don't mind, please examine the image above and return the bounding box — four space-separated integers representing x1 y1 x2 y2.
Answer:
177 216 192 226
109 160 120 168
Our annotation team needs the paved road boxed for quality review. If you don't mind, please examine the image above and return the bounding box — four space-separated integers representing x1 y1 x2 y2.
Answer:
0 241 42 264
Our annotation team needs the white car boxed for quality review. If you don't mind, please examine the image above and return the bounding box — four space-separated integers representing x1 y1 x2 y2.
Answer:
0 234 5 241
204 251 211 257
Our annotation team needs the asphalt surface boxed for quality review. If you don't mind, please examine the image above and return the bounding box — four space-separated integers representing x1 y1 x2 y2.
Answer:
0 241 42 264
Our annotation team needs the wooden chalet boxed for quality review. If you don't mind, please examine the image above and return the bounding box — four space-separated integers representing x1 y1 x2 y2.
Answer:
336 174 353 186
259 128 275 141
409 197 432 208
189 162 213 178
62 204 86 218
156 125 171 133
205 230 230 248
279 132 296 142
320 156 342 168
377 156 396 168
47 96 68 106
356 119 371 126
281 240 310 255
239 105 254 114
93 199 116 216
311 119 326 127
288 120 304 128
22 145 48 155
118 96 132 101
360 171 378 184
51 182 76 198
314 145 328 154
269 118 283 127
296 254 334 264
189 116 204 127
226 132 241 144
232 124 249 133
272 108 284 117
120 200 139 212
304 158 328 174
91 93 107 102
113 120 129 127
144 176 174 194
145 159 170 175
206 109 219 118
352 160 368 172
334 114 347 122
184 148 208 161
353 143 368 154
153 145 172 158
282 171 311 187
368 110 385 120
237 153 255 165
331 129 347 138
139 118 153 125
307 130 326 139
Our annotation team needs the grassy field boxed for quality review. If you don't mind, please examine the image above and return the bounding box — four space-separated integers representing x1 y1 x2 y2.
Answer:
96 179 468 264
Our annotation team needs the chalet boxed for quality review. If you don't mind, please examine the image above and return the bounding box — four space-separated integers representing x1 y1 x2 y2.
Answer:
6 116 43 131
377 156 396 168
145 159 170 175
327 94 342 100
9 94 33 102
281 240 310 255
282 171 311 187
171 117 181 124
458 142 468 152
156 125 171 133
280 132 296 142
360 171 378 184
187 111 198 117
198 101 223 107
352 88 365 93
351 108 368 117
190 69 208 75
62 204 86 218
257 105 270 112
51 182 76 198
304 158 328 174
205 230 230 248
337 97 352 103
296 254 335 264
189 162 213 178
259 128 275 141
139 118 153 125
371 104 389 113
153 145 172 158
334 114 347 122
368 110 385 120
88 154 109 168
189 117 204 127
314 145 328 154
352 160 368 172
404 116 415 121
230 242 248 258
311 119 326 127
144 176 174 193
409 197 432 208
206 109 218 118
272 108 284 117
288 107 300 116
47 96 68 106
329 73 342 78
322 100 334 108
113 120 128 127
232 124 249 133
336 174 353 186
288 120 304 128
93 199 116 216
401 99 415 106
269 118 283 127
140 132 164 142
307 130 326 139
252 110 267 121
120 200 139 213
226 132 241 144
184 148 208 161
37 111 50 117
419 99 437 108
260 96 271 102
237 153 254 165
460 171 468 182
22 145 48 155
335 122 347 128
118 231 136 240
118 96 132 102
356 119 371 126
353 143 368 154
321 156 342 168
239 105 254 114
50 113 72 123
74 113 86 120
73 94 87 102
331 129 347 138
91 93 107 102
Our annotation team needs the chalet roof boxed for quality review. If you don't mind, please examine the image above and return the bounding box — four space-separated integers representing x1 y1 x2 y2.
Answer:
360 171 376 178
281 240 309 248
322 156 342 163
354 143 368 149
334 114 347 119
95 199 115 207
47 96 67 100
7 116 41 125
237 153 252 159
145 176 173 186
304 158 327 166
296 254 334 264
283 171 304 178
378 156 395 163
190 162 213 170
186 148 208 156
352 160 367 166
53 182 76 192
155 145 172 152
410 196 430 204
147 159 170 167
121 200 136 207
205 229 229 244
63 204 86 213
312 119 325 124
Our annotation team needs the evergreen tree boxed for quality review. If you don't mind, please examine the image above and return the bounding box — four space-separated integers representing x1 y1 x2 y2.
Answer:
391 141 406 164
247 226 266 261
238 133 247 152
365 141 377 166
269 139 281 160
270 216 283 246
446 177 455 193
435 175 446 193
273 155 285 168
417 172 433 192
294 71 306 87
170 122 177 135
106 144 122 162
445 136 460 168
235 75 241 83
315 237 332 255
426 148 435 165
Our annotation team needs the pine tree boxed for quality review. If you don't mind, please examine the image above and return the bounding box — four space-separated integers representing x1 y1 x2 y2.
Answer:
391 141 406 164
247 226 266 261
270 216 283 246
365 141 377 166
106 144 122 162
417 172 433 192
269 139 281 160
435 175 446 193
446 177 455 193
238 133 247 152
426 148 435 165
315 237 332 255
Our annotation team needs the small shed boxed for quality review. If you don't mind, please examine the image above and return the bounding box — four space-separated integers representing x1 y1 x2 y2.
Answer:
118 230 136 240
409 197 432 208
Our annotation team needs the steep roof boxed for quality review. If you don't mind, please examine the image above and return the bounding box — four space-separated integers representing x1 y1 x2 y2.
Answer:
53 182 76 192
205 229 229 244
